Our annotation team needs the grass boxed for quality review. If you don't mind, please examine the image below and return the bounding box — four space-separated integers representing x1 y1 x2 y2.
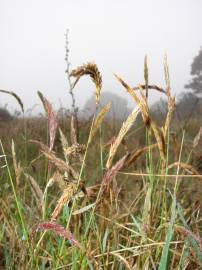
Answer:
0 60 202 269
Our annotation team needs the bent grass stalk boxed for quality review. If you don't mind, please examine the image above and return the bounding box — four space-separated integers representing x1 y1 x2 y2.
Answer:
55 113 97 268
2 59 202 268
82 125 106 238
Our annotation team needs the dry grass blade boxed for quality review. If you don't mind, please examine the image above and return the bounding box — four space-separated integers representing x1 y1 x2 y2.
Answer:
164 54 171 98
43 177 55 203
114 74 150 128
37 91 58 150
141 187 151 240
114 74 143 107
106 106 139 169
133 84 166 94
42 150 78 179
175 226 202 251
30 140 78 179
168 162 201 176
70 62 102 104
43 172 72 196
138 84 148 104
24 173 43 209
114 74 166 166
85 184 101 199
103 136 116 148
51 182 77 221
170 132 179 158
163 96 176 139
31 221 81 248
151 122 166 165
37 91 47 112
89 102 111 144
46 101 58 151
0 89 24 113
193 126 202 149
162 55 176 140
119 171 202 180
144 55 149 99
126 144 158 166
11 140 22 186
112 253 132 269
59 128 68 150
103 154 130 191
70 115 77 145
59 128 69 162
72 202 96 216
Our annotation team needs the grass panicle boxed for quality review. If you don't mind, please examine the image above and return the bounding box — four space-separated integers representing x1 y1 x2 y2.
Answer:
70 62 102 105
106 106 139 169
0 57 202 269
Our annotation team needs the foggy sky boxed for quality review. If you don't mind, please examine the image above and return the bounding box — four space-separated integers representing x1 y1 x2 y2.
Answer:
0 0 202 114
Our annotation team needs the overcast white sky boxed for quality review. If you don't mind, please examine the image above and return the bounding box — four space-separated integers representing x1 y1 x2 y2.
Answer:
0 0 201 114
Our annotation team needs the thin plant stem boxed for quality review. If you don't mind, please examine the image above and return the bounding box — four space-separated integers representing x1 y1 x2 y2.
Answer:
55 112 97 268
174 131 185 194
0 140 28 243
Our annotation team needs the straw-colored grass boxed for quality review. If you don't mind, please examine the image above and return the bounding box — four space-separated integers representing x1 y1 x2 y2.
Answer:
0 59 202 270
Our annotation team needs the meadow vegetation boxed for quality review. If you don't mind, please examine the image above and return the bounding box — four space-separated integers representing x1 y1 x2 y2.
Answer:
0 58 202 269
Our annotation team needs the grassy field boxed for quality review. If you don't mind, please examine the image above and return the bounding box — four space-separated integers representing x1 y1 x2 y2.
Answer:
0 60 202 270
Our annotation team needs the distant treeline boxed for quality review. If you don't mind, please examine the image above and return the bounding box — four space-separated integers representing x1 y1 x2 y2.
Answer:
0 91 201 125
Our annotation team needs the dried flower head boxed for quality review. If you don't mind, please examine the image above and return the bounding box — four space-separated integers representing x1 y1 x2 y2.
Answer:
70 62 102 104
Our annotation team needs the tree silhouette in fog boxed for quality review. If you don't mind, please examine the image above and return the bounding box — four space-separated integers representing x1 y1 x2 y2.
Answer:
0 107 12 121
83 91 132 120
176 92 202 120
185 46 202 94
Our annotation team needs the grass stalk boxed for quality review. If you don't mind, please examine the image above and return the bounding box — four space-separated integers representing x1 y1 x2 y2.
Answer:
0 140 29 243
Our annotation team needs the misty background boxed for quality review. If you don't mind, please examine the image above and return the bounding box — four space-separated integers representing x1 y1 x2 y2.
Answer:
0 0 202 114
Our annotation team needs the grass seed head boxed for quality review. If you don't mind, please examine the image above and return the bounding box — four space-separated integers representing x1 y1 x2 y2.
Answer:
37 91 58 151
106 106 139 169
89 102 111 144
51 182 77 221
193 126 202 149
0 89 24 113
31 221 81 248
103 153 130 192
70 62 102 105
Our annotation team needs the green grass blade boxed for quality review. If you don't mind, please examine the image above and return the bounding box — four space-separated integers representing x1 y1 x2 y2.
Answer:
177 203 202 266
0 89 24 113
0 140 28 243
159 196 176 270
